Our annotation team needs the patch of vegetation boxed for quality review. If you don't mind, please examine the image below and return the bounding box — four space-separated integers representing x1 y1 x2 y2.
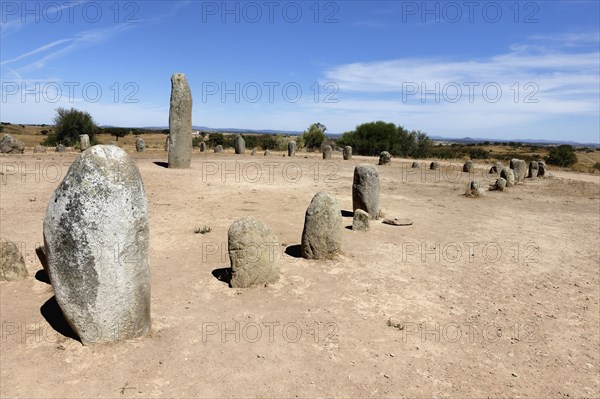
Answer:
386 319 404 331
52 107 98 146
194 226 212 234
546 145 577 167
300 122 326 150
593 162 600 171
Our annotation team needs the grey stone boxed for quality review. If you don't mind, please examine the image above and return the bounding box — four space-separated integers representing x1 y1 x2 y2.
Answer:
412 161 420 168
430 161 439 170
463 161 474 173
378 151 391 165
234 135 245 154
465 181 485 197
214 145 223 153
264 150 270 156
0 134 25 154
251 148 257 156
168 73 193 168
528 161 539 178
55 144 66 153
489 164 500 173
491 177 507 191
322 145 332 160
288 141 296 157
301 192 342 259
0 240 28 281
500 167 515 186
199 142 206 152
352 164 380 220
34 145 47 153
164 136 169 151
343 146 352 160
538 161 546 177
228 217 279 288
43 145 150 345
135 137 145 152
510 158 526 183
79 134 90 151
352 209 369 232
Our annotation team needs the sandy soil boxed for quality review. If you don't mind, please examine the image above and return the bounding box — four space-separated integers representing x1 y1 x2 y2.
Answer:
1 148 599 398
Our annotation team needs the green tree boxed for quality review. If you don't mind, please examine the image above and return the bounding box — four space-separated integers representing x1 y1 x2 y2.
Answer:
546 145 577 167
52 107 97 146
301 122 327 150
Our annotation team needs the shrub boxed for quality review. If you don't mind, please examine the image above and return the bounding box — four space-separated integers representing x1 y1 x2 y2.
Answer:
53 107 97 146
301 123 326 150
546 145 577 167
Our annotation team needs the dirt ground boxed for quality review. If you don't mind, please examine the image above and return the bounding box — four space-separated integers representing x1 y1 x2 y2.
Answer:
1 147 599 398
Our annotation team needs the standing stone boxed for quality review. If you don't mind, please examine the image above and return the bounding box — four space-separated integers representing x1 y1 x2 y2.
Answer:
463 161 474 173
323 145 332 160
79 134 90 151
352 164 380 220
135 137 146 152
528 161 539 178
228 217 279 288
0 134 25 154
510 158 526 183
301 192 342 260
288 141 297 157
500 167 515 186
264 149 270 156
378 151 391 165
234 135 245 154
214 145 223 153
251 148 257 156
465 181 485 197
34 145 47 154
55 144 66 153
489 164 501 173
343 146 352 160
491 177 507 191
538 161 546 177
412 161 420 168
168 73 192 168
43 145 150 345
430 161 439 170
199 142 206 152
352 209 369 232
0 240 28 281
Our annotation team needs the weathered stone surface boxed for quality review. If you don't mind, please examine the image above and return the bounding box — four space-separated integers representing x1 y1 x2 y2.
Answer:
489 164 500 173
430 161 440 170
79 134 90 151
234 135 246 154
56 144 66 153
412 161 420 168
352 164 380 220
264 149 270 156
510 158 526 183
135 137 145 152
352 209 369 232
378 151 391 165
228 217 279 288
34 145 47 153
164 136 169 151
301 192 342 259
251 148 257 156
343 146 352 160
538 161 546 177
500 167 515 186
43 145 150 344
214 145 223 153
0 134 25 154
528 161 539 178
465 181 485 197
463 161 474 173
491 177 507 191
0 240 28 281
199 142 206 152
322 145 332 160
168 73 193 168
288 141 296 157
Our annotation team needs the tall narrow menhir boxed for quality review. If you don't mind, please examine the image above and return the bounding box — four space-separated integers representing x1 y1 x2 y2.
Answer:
168 73 192 168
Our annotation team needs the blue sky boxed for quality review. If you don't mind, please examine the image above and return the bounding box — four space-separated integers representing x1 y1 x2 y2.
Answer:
1 1 599 143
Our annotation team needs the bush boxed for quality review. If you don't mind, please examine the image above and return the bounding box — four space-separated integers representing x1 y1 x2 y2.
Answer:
53 107 97 146
301 123 326 150
546 145 577 167
467 148 489 159
593 162 600 171
41 133 58 147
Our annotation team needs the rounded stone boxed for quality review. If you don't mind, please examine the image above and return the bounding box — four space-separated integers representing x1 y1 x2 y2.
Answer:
352 209 369 232
214 145 223 153
199 142 206 152
288 141 296 157
0 240 28 281
322 145 332 160
352 164 380 220
528 161 539 178
34 145 47 154
412 161 420 168
234 135 245 155
538 161 546 177
251 148 257 156
301 192 342 260
430 161 439 170
55 144 67 153
43 145 151 345
79 134 90 152
135 137 145 152
378 151 391 165
0 134 25 154
500 167 516 186
343 146 352 160
264 149 270 156
510 158 527 183
463 161 474 173
493 177 507 191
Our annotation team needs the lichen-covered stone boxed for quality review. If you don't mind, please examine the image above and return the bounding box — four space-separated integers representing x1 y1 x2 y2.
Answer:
168 73 193 168
301 192 342 259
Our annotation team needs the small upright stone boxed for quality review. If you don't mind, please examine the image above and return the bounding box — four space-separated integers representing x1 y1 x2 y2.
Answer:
234 135 245 154
412 161 420 168
491 177 507 191
34 145 47 153
228 217 279 288
43 145 150 344
352 209 369 232
251 148 257 156
378 151 391 165
0 134 24 154
430 161 439 170
301 192 342 259
0 240 28 281
510 158 526 183
135 137 145 152
489 163 502 174
528 161 539 178
538 161 546 177
463 161 474 173
199 142 206 152
168 73 193 168
323 145 332 160
79 134 90 151
465 181 485 197
55 144 66 153
500 167 515 186
288 141 296 157
352 164 380 219
343 146 352 160
214 145 223 153
264 149 270 156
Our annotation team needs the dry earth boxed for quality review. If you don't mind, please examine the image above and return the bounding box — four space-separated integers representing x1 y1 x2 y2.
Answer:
1 147 599 398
